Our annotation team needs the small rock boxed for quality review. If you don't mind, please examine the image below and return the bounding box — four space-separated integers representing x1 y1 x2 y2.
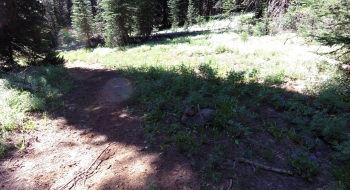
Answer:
181 106 214 127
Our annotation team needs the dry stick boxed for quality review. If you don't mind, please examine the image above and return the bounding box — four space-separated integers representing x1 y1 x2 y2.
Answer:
58 143 114 190
197 104 203 121
227 179 233 190
236 157 293 175
284 35 297 45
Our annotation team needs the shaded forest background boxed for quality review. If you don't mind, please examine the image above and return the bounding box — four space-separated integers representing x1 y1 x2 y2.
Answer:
1 0 350 68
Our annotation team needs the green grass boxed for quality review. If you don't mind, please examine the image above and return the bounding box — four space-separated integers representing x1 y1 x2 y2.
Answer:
61 16 350 188
62 32 341 87
0 65 72 156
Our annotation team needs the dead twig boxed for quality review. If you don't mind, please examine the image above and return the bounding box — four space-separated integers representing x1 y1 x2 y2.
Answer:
197 104 203 121
227 179 233 190
236 157 293 175
284 35 297 45
58 143 114 190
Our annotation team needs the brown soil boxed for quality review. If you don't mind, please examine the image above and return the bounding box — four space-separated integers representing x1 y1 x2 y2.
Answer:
0 62 199 190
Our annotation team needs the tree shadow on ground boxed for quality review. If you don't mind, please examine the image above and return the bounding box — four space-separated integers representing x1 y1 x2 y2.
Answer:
1 61 350 189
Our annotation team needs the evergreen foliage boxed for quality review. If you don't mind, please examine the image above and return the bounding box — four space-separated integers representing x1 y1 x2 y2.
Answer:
222 0 236 14
72 0 95 47
134 0 157 37
168 0 189 28
42 0 72 46
168 0 182 28
311 0 350 63
283 0 350 62
0 0 54 68
99 0 134 47
187 0 198 26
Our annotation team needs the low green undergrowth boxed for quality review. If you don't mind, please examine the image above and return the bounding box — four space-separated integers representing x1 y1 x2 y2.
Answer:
0 65 72 157
61 16 350 187
116 62 349 186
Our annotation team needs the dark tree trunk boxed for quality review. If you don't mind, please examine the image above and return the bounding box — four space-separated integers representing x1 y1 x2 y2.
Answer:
158 0 170 29
90 0 97 15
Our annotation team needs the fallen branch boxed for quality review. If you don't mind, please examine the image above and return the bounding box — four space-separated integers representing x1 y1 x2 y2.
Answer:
236 157 293 175
58 143 114 190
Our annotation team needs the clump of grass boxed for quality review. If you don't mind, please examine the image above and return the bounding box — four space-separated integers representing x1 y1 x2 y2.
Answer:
172 131 198 155
215 45 232 54
0 65 72 153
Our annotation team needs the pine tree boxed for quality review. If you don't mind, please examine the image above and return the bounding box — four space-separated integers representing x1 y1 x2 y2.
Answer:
0 0 53 68
168 0 188 28
187 0 198 26
99 0 134 47
168 0 181 28
72 0 94 47
312 0 350 63
135 0 157 37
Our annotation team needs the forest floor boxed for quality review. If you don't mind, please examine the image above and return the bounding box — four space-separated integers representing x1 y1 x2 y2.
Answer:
0 61 200 189
0 60 338 189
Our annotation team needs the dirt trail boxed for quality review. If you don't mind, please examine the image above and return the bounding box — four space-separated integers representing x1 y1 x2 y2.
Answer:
0 62 199 190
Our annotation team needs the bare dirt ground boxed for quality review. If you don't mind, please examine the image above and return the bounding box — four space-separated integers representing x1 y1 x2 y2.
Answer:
0 62 199 190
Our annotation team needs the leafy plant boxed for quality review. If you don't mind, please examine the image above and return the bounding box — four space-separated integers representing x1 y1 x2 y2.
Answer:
264 70 285 84
288 150 320 181
315 87 349 113
332 164 350 189
204 145 224 182
334 141 350 161
172 131 197 155
310 113 347 143
267 123 283 139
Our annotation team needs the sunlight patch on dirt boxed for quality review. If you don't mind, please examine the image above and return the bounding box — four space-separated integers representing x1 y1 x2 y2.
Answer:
97 77 132 104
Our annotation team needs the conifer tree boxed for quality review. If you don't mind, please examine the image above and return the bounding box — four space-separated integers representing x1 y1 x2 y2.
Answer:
0 0 53 67
168 0 181 28
99 0 134 47
168 0 188 28
72 0 94 47
312 0 350 62
135 0 157 37
187 0 198 26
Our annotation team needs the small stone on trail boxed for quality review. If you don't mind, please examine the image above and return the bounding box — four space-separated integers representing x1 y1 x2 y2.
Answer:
181 106 214 127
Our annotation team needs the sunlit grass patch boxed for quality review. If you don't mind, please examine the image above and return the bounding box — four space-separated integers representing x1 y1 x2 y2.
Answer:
62 32 341 91
0 65 72 155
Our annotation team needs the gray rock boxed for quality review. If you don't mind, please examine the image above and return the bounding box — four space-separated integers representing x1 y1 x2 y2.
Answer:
181 106 214 127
